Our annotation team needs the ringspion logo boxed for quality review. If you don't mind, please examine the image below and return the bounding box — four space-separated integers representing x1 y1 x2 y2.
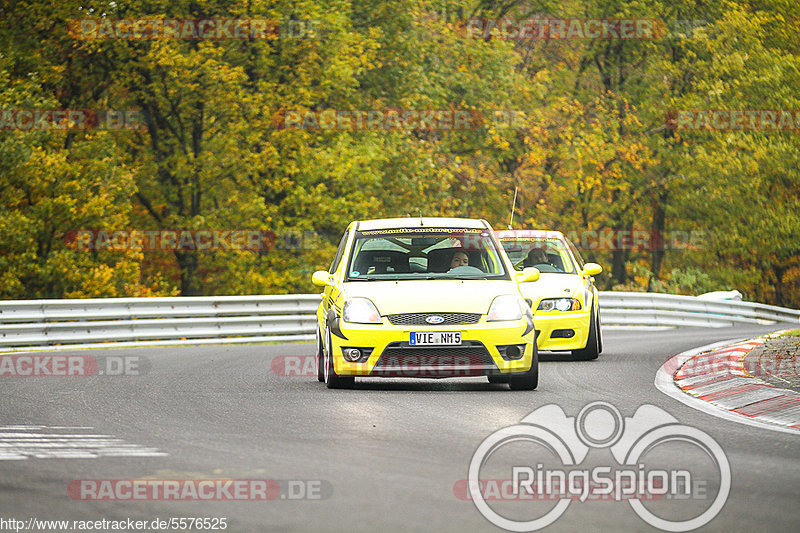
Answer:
464 401 730 531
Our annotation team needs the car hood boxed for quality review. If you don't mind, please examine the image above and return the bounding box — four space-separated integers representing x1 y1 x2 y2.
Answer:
517 273 584 302
342 280 519 315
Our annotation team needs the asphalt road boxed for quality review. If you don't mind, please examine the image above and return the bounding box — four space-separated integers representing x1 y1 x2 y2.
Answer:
1 324 798 532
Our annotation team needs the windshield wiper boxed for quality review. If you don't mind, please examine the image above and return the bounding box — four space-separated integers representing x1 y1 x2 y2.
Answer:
351 275 450 280
412 275 491 280
348 275 494 281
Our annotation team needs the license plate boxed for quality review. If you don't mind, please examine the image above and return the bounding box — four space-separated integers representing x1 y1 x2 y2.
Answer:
410 331 462 346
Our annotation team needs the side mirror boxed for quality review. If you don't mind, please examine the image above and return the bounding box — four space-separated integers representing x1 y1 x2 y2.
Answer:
516 267 540 283
582 263 603 277
312 270 334 287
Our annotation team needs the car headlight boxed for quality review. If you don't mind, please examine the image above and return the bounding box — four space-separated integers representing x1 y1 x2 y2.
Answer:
487 295 525 321
537 298 582 312
342 298 382 324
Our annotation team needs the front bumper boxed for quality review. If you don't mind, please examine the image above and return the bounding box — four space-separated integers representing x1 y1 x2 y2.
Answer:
330 317 535 378
532 309 591 351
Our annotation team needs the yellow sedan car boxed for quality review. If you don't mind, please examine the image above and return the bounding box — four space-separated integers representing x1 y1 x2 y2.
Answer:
496 230 603 360
311 218 540 389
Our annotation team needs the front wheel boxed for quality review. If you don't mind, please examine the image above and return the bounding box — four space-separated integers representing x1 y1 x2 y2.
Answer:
316 328 324 382
509 343 539 390
597 309 603 354
572 307 600 360
323 328 354 389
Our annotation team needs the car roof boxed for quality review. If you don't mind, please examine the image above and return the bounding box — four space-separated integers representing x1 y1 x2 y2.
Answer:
355 217 490 231
495 229 567 241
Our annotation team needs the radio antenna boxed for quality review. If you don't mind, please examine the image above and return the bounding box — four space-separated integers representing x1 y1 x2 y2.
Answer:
508 186 518 229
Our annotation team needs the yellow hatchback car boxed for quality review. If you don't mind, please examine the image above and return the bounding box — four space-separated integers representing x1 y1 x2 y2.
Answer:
496 230 603 360
311 218 540 389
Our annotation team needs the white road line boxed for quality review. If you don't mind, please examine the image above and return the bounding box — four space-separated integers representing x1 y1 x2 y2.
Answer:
0 425 167 460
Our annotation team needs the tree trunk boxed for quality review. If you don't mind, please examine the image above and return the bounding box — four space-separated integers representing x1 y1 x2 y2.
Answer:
772 264 786 307
175 251 201 296
650 189 668 285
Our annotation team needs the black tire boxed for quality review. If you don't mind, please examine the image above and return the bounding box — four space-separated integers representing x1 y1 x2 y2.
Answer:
316 328 324 382
323 328 354 389
487 375 510 384
572 307 600 360
509 342 539 390
596 309 603 354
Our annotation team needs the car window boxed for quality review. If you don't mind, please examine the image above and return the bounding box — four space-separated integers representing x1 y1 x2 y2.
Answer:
500 237 577 274
345 228 510 281
565 238 585 269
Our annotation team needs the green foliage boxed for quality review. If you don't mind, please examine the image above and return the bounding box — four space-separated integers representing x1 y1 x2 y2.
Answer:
0 0 798 306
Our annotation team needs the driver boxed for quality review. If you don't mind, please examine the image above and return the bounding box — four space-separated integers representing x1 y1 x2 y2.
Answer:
524 247 548 266
450 250 469 269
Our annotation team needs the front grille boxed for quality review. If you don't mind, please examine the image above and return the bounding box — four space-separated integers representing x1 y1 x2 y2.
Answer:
379 345 492 360
370 341 496 377
386 312 481 326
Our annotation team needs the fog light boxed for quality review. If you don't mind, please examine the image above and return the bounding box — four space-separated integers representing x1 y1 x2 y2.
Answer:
498 344 525 361
340 347 373 363
343 348 362 362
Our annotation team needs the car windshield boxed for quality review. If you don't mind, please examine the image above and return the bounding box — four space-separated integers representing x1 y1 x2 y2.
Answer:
499 237 577 274
345 228 510 281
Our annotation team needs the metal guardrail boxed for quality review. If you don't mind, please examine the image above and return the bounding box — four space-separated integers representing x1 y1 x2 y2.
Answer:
598 291 800 328
0 295 320 351
0 292 798 351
